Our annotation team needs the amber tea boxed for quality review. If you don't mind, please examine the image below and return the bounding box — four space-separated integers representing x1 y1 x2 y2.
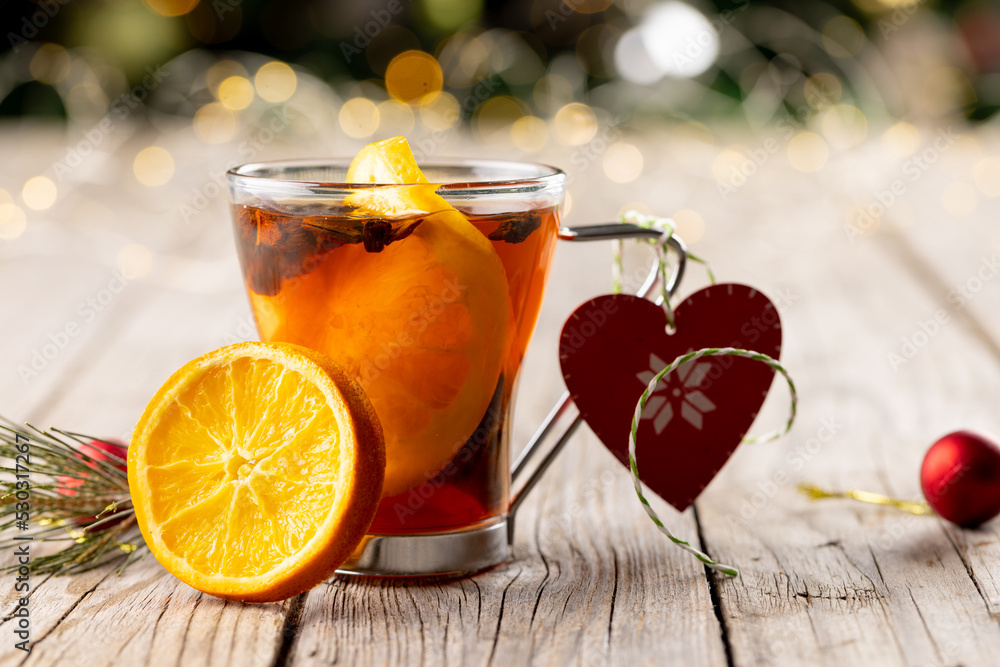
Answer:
233 199 560 534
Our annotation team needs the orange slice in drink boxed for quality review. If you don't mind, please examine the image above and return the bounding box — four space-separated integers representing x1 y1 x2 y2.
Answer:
128 342 385 602
251 136 511 497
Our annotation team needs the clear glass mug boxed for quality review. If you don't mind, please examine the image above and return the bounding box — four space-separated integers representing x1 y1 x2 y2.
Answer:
226 160 684 576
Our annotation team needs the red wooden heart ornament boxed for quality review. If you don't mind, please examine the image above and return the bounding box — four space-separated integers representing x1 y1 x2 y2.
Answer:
559 283 781 512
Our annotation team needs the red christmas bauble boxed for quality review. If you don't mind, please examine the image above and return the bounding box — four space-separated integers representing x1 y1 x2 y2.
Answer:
920 431 1000 527
58 439 128 497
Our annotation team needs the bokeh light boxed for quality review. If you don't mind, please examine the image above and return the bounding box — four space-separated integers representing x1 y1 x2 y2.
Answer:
603 143 644 183
133 147 175 187
117 244 154 280
29 44 72 85
613 28 662 85
941 182 978 216
672 209 705 244
255 62 297 103
787 132 830 172
618 2 719 81
377 100 416 134
882 122 921 157
553 102 598 145
712 147 748 183
420 93 461 131
207 61 249 96
973 157 1000 197
217 76 255 110
142 0 199 18
340 98 380 138
386 51 443 105
22 177 57 211
0 203 27 241
821 105 867 149
511 116 548 152
474 96 526 145
194 103 240 143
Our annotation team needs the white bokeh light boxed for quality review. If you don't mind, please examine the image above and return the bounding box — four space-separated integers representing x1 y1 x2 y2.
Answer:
615 2 720 83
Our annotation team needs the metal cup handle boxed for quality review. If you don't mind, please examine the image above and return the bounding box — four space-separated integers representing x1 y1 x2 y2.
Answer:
506 224 688 543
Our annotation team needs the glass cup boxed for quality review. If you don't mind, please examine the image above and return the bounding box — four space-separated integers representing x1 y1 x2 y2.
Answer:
227 159 685 576
228 159 565 575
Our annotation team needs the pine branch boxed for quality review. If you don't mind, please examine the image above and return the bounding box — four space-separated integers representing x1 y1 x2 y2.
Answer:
0 419 146 576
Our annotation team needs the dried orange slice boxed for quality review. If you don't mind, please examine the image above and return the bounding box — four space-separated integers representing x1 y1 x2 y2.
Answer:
128 342 384 603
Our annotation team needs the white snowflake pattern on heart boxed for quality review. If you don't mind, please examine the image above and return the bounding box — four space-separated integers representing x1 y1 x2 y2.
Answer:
636 351 717 433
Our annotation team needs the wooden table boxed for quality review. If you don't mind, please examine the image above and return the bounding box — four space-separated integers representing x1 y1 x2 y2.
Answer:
2 118 999 666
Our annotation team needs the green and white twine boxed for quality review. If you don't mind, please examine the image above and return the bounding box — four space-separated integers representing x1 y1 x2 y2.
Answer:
614 211 799 577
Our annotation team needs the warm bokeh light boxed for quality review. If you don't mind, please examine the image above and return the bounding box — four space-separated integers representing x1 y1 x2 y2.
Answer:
385 51 444 105
194 103 239 143
511 116 548 152
339 98 380 138
553 102 598 145
603 143 644 183
255 61 297 103
821 104 867 149
941 182 978 216
420 92 460 131
0 203 27 241
973 157 1000 197
29 44 72 85
377 100 415 134
474 96 526 145
882 122 921 157
22 176 57 211
821 16 866 58
207 60 249 96
217 76 255 110
117 244 154 280
142 0 199 18
672 209 705 244
712 147 748 183
787 132 830 172
133 147 175 187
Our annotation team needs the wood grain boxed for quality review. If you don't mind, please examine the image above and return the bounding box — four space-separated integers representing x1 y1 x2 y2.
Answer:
2 124 1000 666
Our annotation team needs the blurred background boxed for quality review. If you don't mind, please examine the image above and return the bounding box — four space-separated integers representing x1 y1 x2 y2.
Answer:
2 0 1000 244
3 0 1000 434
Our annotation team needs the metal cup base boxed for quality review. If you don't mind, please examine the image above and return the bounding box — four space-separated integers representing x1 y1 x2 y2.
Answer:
336 518 510 577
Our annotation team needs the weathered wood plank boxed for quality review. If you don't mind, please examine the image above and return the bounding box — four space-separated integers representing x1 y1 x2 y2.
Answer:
689 163 1000 666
